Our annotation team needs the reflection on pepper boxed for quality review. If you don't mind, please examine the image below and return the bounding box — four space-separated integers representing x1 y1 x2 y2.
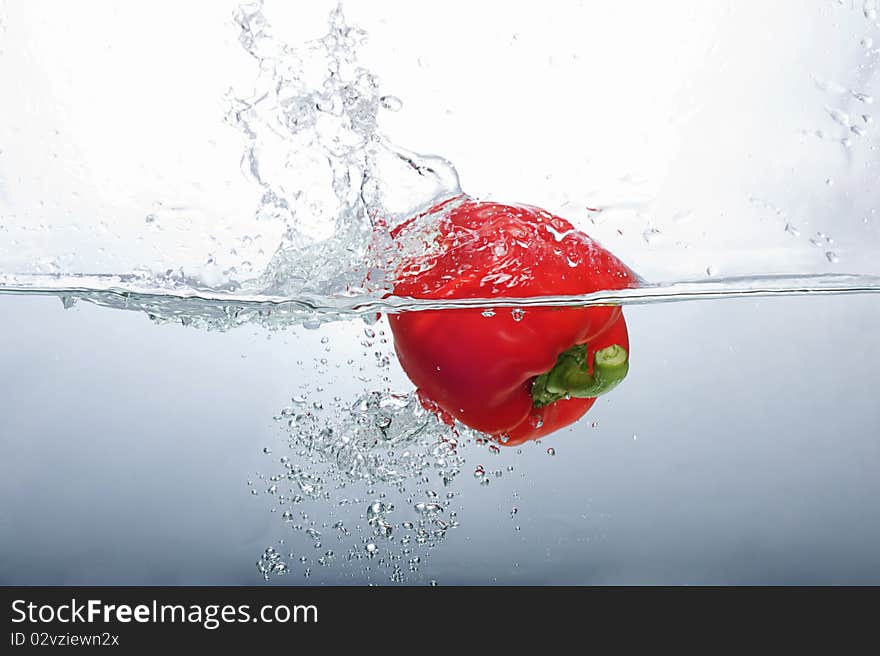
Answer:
388 197 638 446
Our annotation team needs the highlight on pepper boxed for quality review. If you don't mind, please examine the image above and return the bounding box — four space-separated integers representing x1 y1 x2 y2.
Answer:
387 197 638 446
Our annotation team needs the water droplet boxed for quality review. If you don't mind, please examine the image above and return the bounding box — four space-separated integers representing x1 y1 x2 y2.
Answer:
481 309 496 318
546 448 556 456
828 108 850 127
511 308 525 322
365 543 378 557
262 447 272 455
825 251 839 263
59 295 78 310
380 95 403 112
784 223 800 237
642 226 662 244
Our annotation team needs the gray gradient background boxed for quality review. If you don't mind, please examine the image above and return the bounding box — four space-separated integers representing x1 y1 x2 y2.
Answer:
1 292 878 584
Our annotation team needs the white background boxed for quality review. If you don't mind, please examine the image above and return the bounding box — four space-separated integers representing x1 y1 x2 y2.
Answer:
1 0 878 282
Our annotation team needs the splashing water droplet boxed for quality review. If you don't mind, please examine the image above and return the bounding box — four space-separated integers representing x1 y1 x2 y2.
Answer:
828 108 850 127
59 295 78 310
380 95 403 112
642 226 662 244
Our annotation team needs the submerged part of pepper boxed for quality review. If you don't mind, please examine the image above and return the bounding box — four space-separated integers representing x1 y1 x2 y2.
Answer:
531 343 629 407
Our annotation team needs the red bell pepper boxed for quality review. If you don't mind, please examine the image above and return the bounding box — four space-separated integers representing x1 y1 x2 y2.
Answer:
388 197 638 445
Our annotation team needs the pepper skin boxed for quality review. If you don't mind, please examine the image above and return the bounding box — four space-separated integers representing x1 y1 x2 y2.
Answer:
388 198 638 443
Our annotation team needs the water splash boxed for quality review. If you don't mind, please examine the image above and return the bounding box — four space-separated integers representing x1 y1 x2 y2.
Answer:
223 0 460 299
2 1 878 327
2 1 880 585
3 272 878 332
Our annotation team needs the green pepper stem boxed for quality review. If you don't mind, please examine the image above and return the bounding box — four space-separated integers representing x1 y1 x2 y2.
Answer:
531 343 629 407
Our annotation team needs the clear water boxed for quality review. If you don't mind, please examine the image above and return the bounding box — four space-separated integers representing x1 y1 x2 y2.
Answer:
1 1 879 584
1 292 877 585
